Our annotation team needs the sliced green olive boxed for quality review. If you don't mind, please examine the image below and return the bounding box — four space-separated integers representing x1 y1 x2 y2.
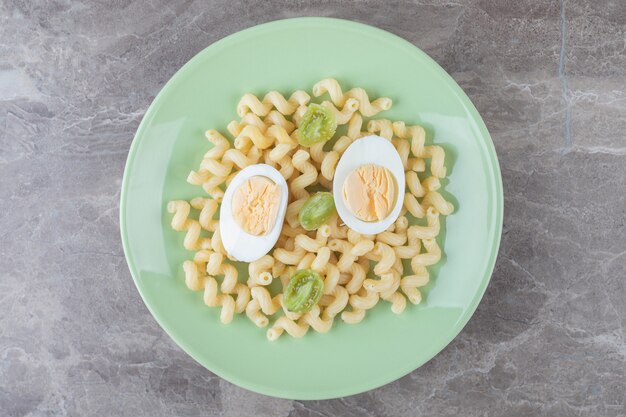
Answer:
283 269 324 313
296 103 337 146
298 192 336 231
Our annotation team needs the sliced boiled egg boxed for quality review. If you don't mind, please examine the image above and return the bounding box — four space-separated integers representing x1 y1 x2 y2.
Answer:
220 164 288 262
333 135 405 235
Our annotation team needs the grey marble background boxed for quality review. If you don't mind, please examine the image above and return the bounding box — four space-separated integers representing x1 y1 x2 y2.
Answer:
1 0 625 416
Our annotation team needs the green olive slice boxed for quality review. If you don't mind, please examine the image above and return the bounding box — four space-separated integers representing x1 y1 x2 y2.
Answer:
298 192 336 231
296 103 337 146
283 269 324 313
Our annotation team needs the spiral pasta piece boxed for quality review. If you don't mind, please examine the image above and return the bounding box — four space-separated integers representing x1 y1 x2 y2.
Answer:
295 234 325 252
292 104 308 126
367 119 394 140
372 242 396 275
251 286 281 315
394 244 421 259
321 98 359 124
227 115 264 140
167 201 211 250
285 198 306 228
402 268 429 287
267 125 297 161
332 135 354 153
422 145 446 178
200 180 227 202
345 87 392 117
346 229 362 245
200 158 233 178
344 261 367 294
422 191 454 215
308 143 326 166
237 90 310 117
312 78 347 106
322 286 349 320
267 124 297 144
210 226 226 255
203 129 231 159
352 239 375 256
273 247 307 266
266 143 294 163
336 253 357 273
406 171 425 198
190 197 219 232
407 207 440 240
230 284 249 314
408 158 426 172
347 112 363 139
186 169 210 186
182 260 205 291
363 271 396 293
167 200 191 231
267 90 311 115
328 237 352 253
320 150 340 181
296 253 315 270
265 110 296 133
290 149 317 200
267 315 309 340
201 275 236 324
411 239 441 269
403 192 426 219
311 247 331 271
272 260 286 278
401 286 422 305
205 253 238 294
187 171 227 200
302 306 333 333
393 138 411 169
422 176 441 192
382 291 407 314
248 255 274 286
222 147 262 169
400 266 429 305
379 270 401 299
392 121 426 157
246 299 269 328
205 251 224 275
376 230 407 247
323 264 340 295
349 289 380 310
263 149 278 170
276 155 295 180
234 125 275 150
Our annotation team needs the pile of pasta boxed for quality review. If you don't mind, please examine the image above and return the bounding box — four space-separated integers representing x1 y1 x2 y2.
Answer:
167 78 454 340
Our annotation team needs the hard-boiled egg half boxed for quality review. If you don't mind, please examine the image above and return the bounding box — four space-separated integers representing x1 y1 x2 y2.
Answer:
333 135 405 235
220 164 288 262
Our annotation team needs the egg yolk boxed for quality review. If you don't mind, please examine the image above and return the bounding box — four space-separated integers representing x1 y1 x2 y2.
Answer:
232 176 281 236
342 164 396 222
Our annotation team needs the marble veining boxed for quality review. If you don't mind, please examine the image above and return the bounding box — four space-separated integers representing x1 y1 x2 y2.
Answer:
0 0 624 416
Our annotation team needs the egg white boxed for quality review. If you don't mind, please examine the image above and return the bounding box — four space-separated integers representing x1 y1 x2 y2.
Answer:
333 135 406 235
220 164 288 262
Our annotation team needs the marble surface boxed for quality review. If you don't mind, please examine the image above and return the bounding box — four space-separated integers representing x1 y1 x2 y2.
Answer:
1 0 625 416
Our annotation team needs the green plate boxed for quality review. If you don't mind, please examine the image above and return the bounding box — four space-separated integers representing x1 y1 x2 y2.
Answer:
120 17 503 400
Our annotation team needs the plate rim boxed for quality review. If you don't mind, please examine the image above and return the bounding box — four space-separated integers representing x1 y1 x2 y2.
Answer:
120 16 504 399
